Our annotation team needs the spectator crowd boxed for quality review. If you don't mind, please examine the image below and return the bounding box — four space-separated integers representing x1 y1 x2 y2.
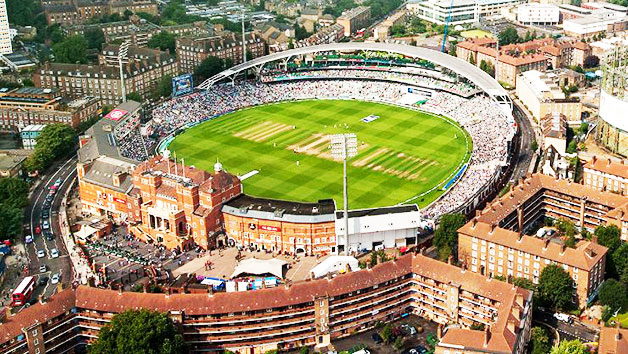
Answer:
145 70 513 220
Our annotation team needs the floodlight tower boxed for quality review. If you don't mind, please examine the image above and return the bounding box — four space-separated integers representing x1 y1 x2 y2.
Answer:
242 7 247 64
330 133 357 255
118 40 131 102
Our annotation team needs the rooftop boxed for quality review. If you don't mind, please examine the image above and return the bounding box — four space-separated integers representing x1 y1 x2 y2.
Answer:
583 156 628 180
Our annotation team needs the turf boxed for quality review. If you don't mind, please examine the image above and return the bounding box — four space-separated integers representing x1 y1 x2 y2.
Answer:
169 100 471 209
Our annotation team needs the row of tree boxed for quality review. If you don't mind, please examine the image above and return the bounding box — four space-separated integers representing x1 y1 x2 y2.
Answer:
0 178 29 240
24 124 76 173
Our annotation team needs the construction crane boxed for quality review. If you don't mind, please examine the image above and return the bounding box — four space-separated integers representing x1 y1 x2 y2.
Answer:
441 0 456 53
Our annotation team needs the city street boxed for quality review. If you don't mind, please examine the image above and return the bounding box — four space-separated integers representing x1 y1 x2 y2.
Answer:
22 154 77 300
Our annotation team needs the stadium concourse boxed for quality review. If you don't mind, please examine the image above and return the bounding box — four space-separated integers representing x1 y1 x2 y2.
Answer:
150 75 515 220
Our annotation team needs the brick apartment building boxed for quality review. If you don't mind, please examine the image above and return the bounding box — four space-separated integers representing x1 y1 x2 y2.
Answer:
456 38 592 86
0 87 99 131
126 157 242 251
0 253 532 354
33 45 177 105
222 195 337 254
44 0 158 26
583 156 628 196
456 173 626 306
175 32 266 74
336 6 371 37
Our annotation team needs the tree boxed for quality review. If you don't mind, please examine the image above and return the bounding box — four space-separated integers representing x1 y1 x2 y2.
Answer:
598 279 627 311
469 54 476 65
512 277 535 290
194 56 226 82
53 35 88 64
151 75 173 100
85 28 105 50
550 339 587 354
530 326 552 354
566 140 577 154
126 92 143 102
393 337 405 350
596 224 621 277
24 124 76 173
537 264 574 310
0 205 23 240
498 26 520 45
148 31 176 54
479 60 495 77
613 243 628 285
531 139 539 152
294 25 309 40
448 41 457 56
571 0 582 6
583 55 599 69
380 324 393 343
0 178 29 209
88 309 187 353
433 213 466 261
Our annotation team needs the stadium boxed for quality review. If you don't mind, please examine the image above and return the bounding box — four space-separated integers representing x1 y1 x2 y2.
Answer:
149 43 517 220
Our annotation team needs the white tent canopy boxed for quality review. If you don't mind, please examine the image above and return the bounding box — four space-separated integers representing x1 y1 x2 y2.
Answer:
310 256 359 279
231 258 288 279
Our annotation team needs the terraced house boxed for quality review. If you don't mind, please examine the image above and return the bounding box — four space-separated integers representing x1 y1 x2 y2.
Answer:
0 253 532 354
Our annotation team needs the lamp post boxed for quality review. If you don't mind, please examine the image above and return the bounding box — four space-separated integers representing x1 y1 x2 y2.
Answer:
118 40 130 102
330 133 357 255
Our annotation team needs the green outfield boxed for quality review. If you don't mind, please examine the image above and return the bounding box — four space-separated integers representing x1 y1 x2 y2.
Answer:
169 100 471 209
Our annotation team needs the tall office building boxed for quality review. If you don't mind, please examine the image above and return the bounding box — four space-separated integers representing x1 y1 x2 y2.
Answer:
0 0 12 54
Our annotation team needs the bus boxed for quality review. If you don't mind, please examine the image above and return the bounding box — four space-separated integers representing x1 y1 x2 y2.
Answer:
12 276 36 306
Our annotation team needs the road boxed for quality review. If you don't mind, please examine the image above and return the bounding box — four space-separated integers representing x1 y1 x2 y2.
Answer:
23 154 77 300
510 101 535 183
534 310 599 343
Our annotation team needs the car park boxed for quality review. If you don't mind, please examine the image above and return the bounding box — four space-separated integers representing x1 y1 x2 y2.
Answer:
401 324 417 335
39 264 46 273
370 333 383 344
50 248 59 258
51 273 60 284
37 249 45 258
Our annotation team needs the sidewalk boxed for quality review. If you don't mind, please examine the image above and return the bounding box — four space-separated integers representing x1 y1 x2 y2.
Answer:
57 177 96 285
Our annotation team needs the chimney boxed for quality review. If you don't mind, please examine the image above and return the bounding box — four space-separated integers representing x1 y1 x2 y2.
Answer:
516 293 524 307
592 155 597 163
608 158 612 167
472 217 478 228
118 286 123 295
507 319 517 334
490 223 497 234
437 324 443 339
38 294 45 305
208 286 214 297
284 280 291 289
77 162 86 179
113 171 122 187
448 254 454 265
616 330 623 341
592 234 599 244
560 242 566 254
484 326 491 347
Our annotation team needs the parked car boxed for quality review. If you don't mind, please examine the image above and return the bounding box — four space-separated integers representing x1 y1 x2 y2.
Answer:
553 313 574 324
50 248 59 258
42 220 50 230
25 235 33 244
41 209 49 219
35 226 41 234
51 273 60 284
38 276 48 286
39 264 46 273
45 232 54 241
401 324 417 335
37 249 45 258
370 333 383 344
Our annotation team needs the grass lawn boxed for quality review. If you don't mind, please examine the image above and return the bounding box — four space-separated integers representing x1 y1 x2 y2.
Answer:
169 99 471 209
460 29 493 39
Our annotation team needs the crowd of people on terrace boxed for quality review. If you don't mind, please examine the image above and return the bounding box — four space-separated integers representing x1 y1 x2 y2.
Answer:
147 76 513 220
118 129 151 161
261 68 477 96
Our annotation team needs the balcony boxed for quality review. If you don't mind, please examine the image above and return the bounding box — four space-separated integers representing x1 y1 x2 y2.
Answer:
183 315 315 335
183 307 314 326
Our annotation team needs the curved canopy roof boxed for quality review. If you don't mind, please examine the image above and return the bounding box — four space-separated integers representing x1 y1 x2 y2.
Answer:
198 42 508 97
